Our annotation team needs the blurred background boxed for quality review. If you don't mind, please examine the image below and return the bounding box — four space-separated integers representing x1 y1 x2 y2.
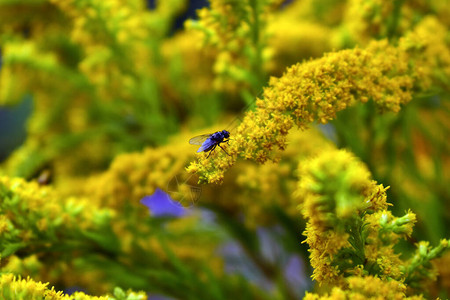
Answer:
0 0 448 299
0 0 209 161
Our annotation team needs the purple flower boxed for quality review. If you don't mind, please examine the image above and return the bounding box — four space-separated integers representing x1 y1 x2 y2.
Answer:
140 188 187 218
64 286 87 295
283 255 309 295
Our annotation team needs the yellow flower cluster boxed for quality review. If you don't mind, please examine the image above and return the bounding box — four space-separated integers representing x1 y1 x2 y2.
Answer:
2 254 110 298
48 0 158 98
296 148 449 294
278 0 346 26
266 18 332 76
297 149 378 283
0 176 119 293
187 17 449 184
398 16 450 90
0 273 146 300
363 210 416 279
338 0 397 47
186 0 282 92
161 32 216 97
264 0 350 74
304 275 423 300
0 176 111 234
336 0 450 48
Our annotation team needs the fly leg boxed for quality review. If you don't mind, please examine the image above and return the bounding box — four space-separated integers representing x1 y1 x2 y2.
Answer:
206 144 217 158
217 143 230 156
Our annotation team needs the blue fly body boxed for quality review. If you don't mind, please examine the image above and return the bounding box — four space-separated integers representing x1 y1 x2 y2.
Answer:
189 90 262 158
189 130 230 158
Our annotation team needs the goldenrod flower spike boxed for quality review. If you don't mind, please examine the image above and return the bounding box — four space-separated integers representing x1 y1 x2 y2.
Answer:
188 17 450 184
303 275 424 300
296 149 448 290
296 149 376 284
0 176 115 258
187 40 408 184
0 273 147 300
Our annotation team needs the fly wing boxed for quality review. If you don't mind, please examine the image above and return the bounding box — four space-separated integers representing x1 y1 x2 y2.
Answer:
197 138 216 152
189 134 212 145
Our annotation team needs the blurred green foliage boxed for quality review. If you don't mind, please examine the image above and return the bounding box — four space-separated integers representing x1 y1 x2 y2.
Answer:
0 0 449 299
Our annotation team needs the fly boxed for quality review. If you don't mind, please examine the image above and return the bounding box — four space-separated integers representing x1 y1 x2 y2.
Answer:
189 90 262 158
189 130 230 158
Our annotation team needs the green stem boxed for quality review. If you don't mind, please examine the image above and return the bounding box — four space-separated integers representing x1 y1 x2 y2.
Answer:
349 220 366 266
248 0 264 91
386 0 404 40
404 239 450 284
